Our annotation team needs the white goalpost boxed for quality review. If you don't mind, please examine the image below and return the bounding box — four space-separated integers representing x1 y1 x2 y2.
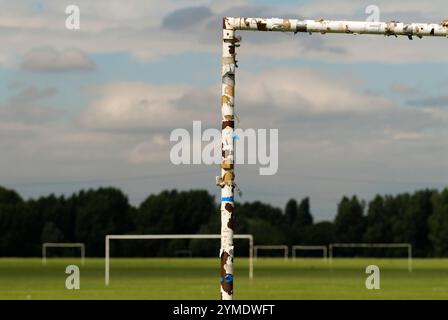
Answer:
216 15 447 300
292 245 327 261
329 243 412 272
42 242 85 265
105 234 254 286
254 245 289 260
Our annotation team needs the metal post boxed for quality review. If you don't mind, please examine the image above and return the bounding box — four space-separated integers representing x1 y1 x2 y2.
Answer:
105 236 110 286
81 245 85 266
217 15 448 300
42 244 46 266
329 244 333 271
249 235 254 279
217 18 239 301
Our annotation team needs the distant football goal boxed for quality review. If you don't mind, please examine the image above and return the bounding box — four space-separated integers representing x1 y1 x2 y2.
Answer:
329 243 412 272
105 234 254 286
254 245 288 260
42 242 85 265
292 245 327 261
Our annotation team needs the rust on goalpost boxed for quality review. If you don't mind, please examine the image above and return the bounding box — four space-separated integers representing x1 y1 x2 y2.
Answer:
217 16 448 300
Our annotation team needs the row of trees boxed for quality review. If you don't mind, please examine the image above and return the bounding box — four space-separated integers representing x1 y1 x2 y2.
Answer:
1 186 448 257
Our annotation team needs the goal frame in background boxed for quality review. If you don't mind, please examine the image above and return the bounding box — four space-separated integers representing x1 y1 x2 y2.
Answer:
329 243 412 272
254 245 289 260
105 234 254 286
292 245 327 261
42 242 85 265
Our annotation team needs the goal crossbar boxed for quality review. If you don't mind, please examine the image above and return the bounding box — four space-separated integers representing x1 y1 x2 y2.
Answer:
329 243 412 272
254 245 288 260
292 245 327 260
105 234 254 286
42 242 85 265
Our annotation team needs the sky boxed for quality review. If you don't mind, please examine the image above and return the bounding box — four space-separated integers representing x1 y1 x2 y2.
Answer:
1 0 448 221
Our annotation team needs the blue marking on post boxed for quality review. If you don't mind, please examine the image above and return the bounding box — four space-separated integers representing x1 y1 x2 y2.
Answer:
221 197 234 202
225 274 233 283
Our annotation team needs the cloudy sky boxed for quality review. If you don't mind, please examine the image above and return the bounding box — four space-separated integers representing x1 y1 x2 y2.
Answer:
1 0 448 221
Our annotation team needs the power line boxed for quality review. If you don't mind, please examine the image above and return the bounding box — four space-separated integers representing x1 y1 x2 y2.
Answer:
237 167 447 188
6 168 216 189
5 165 447 190
276 172 448 188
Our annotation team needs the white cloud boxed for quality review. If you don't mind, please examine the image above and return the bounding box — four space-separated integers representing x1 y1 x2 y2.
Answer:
129 135 170 164
1 0 447 65
70 67 447 195
79 82 217 131
21 47 95 72
0 84 61 124
383 129 428 141
238 68 393 114
390 83 418 95
78 67 394 135
422 107 448 123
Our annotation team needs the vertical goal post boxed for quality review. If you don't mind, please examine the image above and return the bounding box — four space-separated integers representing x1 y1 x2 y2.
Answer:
105 234 254 286
217 16 447 299
329 243 412 272
292 245 328 261
254 245 289 260
42 242 85 265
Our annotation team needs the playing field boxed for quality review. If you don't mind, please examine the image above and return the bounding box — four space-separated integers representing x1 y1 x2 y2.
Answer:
1 258 448 299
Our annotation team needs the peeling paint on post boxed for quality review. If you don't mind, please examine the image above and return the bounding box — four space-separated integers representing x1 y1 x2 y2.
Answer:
216 17 239 301
217 16 448 300
227 17 448 37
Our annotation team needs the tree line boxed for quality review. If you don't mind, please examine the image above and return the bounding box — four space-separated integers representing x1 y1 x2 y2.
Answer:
0 185 447 257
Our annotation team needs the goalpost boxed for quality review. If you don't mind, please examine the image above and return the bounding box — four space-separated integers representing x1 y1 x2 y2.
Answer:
105 234 254 286
42 242 85 265
292 245 327 261
254 245 288 260
329 243 412 272
216 16 447 299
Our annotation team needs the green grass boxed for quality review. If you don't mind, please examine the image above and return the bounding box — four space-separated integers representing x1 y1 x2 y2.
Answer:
1 258 448 299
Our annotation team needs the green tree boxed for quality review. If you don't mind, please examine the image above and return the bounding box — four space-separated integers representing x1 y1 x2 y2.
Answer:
403 190 435 257
429 189 448 256
74 187 133 256
297 198 313 227
0 203 40 256
303 221 335 245
284 199 298 225
364 195 389 242
0 186 22 205
136 190 215 234
41 221 64 243
334 196 365 243
135 190 215 256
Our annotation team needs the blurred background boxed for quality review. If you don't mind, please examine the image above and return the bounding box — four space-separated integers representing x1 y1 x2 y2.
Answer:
0 0 447 258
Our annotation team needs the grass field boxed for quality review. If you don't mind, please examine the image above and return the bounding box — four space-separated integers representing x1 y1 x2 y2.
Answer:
1 258 448 299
